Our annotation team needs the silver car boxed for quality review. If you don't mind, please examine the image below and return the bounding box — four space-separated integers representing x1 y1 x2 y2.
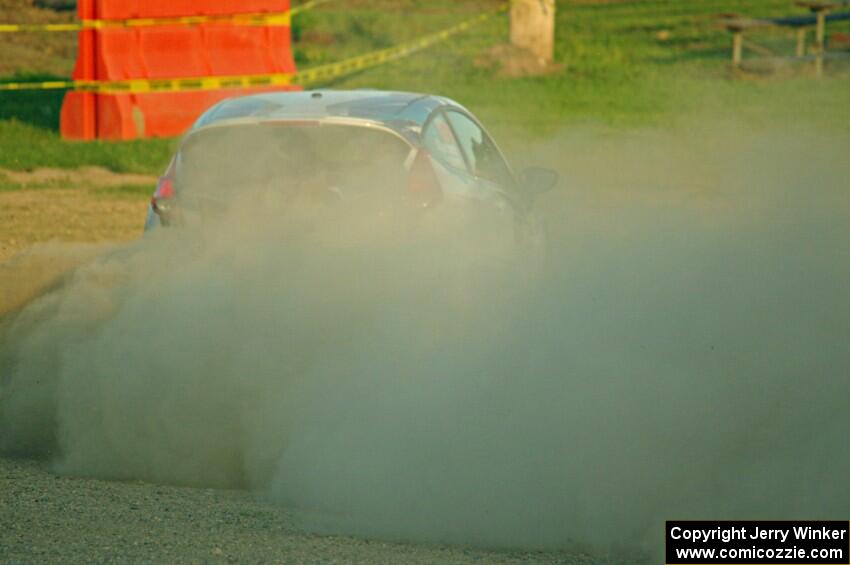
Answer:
145 90 556 252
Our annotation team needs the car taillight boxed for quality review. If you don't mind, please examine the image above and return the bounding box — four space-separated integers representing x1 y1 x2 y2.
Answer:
151 176 175 215
407 150 442 209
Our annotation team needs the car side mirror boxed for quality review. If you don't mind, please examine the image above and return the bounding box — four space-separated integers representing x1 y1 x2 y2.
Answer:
520 167 559 197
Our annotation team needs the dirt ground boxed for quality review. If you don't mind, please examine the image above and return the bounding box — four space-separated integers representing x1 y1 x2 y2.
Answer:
0 167 155 261
0 457 626 564
0 172 641 564
0 0 77 77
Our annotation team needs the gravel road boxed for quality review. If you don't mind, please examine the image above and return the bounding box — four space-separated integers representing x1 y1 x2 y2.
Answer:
0 457 643 564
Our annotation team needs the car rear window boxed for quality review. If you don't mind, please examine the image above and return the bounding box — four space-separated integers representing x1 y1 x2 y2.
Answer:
177 123 412 201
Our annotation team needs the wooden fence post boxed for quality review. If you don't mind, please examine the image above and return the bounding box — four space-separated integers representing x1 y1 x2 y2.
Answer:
732 31 743 68
796 28 807 57
815 10 826 77
510 0 556 63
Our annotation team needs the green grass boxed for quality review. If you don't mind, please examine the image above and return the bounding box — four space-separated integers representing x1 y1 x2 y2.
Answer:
0 73 68 130
92 183 155 199
0 171 153 197
1 0 848 174
0 169 69 191
300 0 850 138
0 119 174 173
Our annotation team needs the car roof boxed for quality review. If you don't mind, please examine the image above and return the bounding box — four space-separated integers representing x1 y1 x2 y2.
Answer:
192 90 469 139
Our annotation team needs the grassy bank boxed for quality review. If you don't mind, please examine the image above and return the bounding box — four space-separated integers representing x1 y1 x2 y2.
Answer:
1 0 848 174
0 119 174 173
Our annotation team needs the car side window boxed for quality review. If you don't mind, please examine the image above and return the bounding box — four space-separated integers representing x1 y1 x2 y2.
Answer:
422 113 467 172
444 111 514 189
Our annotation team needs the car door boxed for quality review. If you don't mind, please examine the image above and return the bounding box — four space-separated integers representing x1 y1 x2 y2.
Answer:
442 110 526 211
442 109 545 257
422 109 515 205
420 111 476 198
418 109 524 255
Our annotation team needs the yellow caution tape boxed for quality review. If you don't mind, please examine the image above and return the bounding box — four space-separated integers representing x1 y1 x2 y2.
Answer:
0 7 502 93
0 11 289 32
0 0 326 33
82 74 297 94
0 22 80 32
292 9 501 86
0 80 75 91
291 0 334 16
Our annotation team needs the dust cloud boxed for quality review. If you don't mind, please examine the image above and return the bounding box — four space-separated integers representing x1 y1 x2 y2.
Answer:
1 119 848 554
